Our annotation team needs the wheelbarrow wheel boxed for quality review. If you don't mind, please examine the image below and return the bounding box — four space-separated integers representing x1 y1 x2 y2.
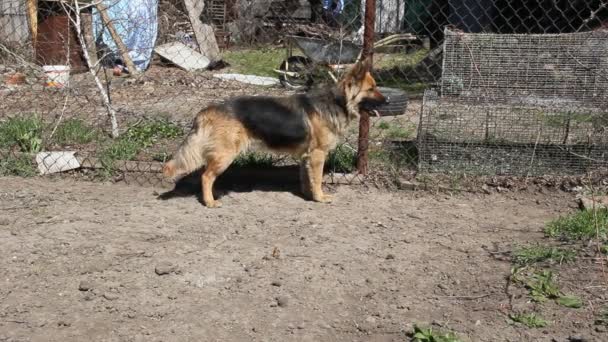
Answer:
278 56 313 91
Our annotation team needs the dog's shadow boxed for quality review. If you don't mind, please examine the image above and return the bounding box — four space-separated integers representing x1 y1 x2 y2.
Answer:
157 165 306 204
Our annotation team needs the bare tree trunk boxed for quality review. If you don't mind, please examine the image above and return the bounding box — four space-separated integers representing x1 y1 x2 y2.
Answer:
61 1 120 138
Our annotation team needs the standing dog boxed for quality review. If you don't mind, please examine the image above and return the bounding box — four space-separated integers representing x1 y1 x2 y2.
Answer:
162 57 386 208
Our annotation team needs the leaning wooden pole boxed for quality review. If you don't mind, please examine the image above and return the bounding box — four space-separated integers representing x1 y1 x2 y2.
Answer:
95 2 138 74
356 0 375 174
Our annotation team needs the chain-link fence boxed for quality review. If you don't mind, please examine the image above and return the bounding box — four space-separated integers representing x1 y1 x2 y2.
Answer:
0 0 607 188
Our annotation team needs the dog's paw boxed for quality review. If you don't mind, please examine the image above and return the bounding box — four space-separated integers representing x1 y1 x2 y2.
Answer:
313 194 333 203
206 200 223 208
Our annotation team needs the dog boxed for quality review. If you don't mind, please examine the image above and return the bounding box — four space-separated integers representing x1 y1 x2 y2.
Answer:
162 57 387 208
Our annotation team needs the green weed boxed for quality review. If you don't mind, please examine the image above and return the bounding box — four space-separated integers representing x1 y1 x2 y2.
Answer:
52 119 99 145
99 120 183 175
516 270 583 308
509 313 548 328
412 325 463 342
556 295 584 308
123 120 183 148
512 246 576 266
376 121 414 140
326 144 356 173
545 209 608 241
527 270 562 302
0 116 43 153
223 48 291 77
595 307 608 326
0 154 37 177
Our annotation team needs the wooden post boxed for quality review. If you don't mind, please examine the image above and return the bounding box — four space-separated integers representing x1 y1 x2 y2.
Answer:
183 0 221 62
94 1 138 74
356 0 375 175
26 0 37 44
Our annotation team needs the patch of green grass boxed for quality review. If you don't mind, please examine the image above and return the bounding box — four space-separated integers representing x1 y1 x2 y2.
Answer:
595 307 608 326
412 325 463 342
545 209 608 241
152 150 172 163
0 116 43 153
557 295 584 308
526 270 562 302
232 151 276 168
377 121 391 130
99 119 183 175
514 269 583 308
0 154 37 177
52 119 99 145
123 120 183 148
375 49 429 70
512 246 576 266
376 120 415 140
223 48 292 77
326 144 356 173
509 313 548 328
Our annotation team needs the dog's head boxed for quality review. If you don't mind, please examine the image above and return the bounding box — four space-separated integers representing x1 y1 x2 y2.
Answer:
339 57 387 118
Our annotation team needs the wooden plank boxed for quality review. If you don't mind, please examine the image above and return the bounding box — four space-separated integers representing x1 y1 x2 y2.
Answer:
26 0 36 43
94 1 138 74
183 0 221 63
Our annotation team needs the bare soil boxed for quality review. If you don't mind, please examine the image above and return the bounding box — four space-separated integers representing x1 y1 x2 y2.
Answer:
0 176 606 341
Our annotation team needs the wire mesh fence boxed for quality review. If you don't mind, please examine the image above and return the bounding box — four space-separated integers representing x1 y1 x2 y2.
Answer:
0 0 607 189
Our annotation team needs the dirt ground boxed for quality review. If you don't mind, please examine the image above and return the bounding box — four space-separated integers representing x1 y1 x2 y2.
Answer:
0 176 606 342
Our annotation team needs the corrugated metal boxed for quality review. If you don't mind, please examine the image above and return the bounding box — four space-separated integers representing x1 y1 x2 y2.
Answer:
0 0 30 43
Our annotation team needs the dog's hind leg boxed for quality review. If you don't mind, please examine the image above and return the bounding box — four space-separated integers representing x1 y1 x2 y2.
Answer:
299 158 312 199
201 152 236 208
308 149 332 203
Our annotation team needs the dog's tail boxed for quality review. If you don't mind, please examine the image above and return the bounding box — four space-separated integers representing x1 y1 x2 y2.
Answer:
162 118 213 179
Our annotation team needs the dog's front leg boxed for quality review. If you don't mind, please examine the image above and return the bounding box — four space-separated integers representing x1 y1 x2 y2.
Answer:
308 149 332 203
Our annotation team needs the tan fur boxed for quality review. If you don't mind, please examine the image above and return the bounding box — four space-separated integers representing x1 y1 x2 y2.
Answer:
163 57 385 208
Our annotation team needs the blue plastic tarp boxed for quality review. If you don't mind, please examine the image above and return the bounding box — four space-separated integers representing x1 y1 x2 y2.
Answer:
92 0 158 71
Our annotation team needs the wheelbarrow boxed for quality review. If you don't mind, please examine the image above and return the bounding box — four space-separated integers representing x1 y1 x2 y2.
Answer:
274 33 417 91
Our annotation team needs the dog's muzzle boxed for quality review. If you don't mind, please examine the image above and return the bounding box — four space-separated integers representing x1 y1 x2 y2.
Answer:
360 96 389 116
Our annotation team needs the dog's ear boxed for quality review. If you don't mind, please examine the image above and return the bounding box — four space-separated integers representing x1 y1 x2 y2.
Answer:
346 56 372 82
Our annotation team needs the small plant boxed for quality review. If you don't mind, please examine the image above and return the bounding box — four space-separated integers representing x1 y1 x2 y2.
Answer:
152 151 172 163
376 121 414 140
509 313 548 328
0 154 37 177
595 307 608 326
545 209 608 241
516 270 583 308
98 120 183 176
232 151 275 168
527 270 562 302
123 120 183 148
0 116 43 153
52 119 99 145
326 144 356 173
556 295 583 308
412 325 463 342
512 246 576 266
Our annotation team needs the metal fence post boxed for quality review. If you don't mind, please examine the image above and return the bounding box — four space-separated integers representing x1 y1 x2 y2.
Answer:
356 0 376 174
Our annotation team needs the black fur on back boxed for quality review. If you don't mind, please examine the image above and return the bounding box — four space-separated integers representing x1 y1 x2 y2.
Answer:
221 89 348 148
